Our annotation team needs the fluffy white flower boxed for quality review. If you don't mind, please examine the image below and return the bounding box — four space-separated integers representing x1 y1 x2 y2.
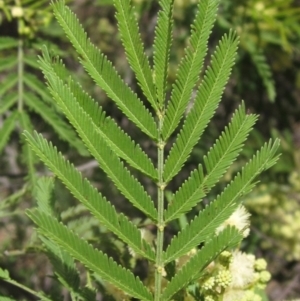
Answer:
229 250 256 288
216 205 251 237
223 289 246 301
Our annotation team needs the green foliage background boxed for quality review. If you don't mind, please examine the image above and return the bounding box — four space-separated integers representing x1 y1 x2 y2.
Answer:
0 0 299 300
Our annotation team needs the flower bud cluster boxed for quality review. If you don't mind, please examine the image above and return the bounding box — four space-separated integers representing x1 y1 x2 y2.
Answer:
1 2 52 38
197 250 271 301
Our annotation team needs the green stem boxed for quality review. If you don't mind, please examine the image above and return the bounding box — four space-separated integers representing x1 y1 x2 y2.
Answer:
1 278 53 301
154 114 165 301
17 38 24 112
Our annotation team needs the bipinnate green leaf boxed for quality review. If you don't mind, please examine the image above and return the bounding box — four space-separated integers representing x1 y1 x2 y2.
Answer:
24 92 87 155
153 0 174 105
27 210 154 301
38 60 157 220
0 111 18 156
51 0 158 139
23 131 155 261
39 47 157 179
164 103 257 221
164 139 280 263
161 227 243 301
163 31 239 183
114 0 159 113
162 0 219 140
0 37 18 50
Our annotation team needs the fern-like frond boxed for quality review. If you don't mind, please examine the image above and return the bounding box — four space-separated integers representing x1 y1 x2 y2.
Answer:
113 0 158 113
35 179 96 300
33 177 55 216
19 112 37 183
0 93 18 114
0 55 17 72
250 49 276 102
42 237 96 301
51 0 158 139
0 37 18 50
163 31 239 183
24 131 156 261
153 0 174 105
42 237 80 291
38 59 158 220
24 92 87 155
0 111 18 156
0 74 18 96
39 48 157 179
27 209 154 301
164 139 280 263
161 227 242 301
164 104 257 221
162 0 219 140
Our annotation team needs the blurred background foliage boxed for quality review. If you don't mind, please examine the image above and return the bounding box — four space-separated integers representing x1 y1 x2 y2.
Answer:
0 0 300 300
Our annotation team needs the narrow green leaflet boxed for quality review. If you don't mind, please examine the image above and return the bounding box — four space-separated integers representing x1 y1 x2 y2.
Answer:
0 56 17 72
33 177 55 216
114 0 159 113
0 268 10 280
39 48 157 179
23 73 55 104
0 93 18 114
38 60 157 220
0 37 18 50
27 210 154 301
24 131 156 261
19 112 37 183
163 31 239 183
42 237 97 301
161 227 243 301
153 0 174 105
24 56 41 69
51 0 158 139
250 49 276 102
0 74 18 96
164 104 257 221
24 92 87 155
164 139 280 263
161 0 219 140
0 111 18 156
